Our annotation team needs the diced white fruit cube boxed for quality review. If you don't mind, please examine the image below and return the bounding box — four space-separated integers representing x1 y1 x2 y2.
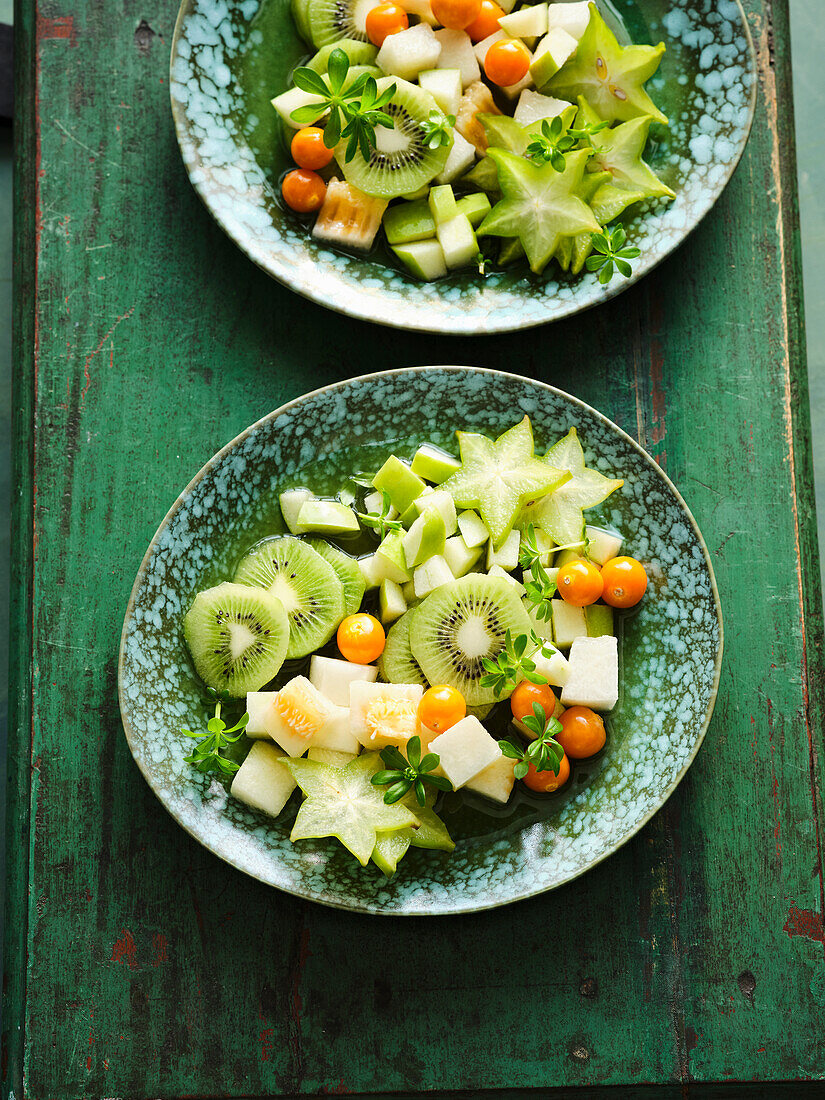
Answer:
457 510 489 547
404 0 439 24
375 531 411 582
414 488 457 534
547 0 592 39
487 528 520 571
465 754 517 803
279 488 315 534
499 3 548 38
499 71 535 101
488 564 525 595
230 742 297 817
419 68 462 116
434 28 480 87
436 130 477 184
394 239 448 280
265 676 361 756
349 681 424 748
414 553 454 596
585 525 623 566
550 598 588 648
561 635 619 711
307 747 359 767
474 29 509 66
245 691 280 739
358 553 385 589
309 654 378 707
271 86 327 128
379 578 407 624
377 24 441 80
402 579 417 603
312 703 362 754
531 645 570 686
429 716 502 788
436 212 477 269
443 535 483 578
403 508 446 568
353 0 382 32
514 88 572 125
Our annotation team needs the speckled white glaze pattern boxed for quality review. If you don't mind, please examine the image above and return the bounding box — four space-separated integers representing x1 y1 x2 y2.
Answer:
169 0 755 332
118 368 723 914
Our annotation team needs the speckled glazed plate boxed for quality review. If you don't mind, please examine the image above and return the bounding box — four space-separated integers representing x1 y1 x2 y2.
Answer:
119 367 722 914
169 0 755 333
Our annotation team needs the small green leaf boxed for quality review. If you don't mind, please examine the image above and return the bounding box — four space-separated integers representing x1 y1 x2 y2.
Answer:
292 66 332 96
384 779 413 804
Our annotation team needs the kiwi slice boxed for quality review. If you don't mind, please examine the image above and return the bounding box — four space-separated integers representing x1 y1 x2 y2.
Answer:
409 573 532 706
291 0 314 45
234 536 346 659
379 611 428 687
183 582 289 698
306 537 366 616
306 38 378 72
306 0 375 46
338 79 452 199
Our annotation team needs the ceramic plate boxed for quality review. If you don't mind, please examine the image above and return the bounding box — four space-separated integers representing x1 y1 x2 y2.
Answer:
169 0 755 333
119 367 722 914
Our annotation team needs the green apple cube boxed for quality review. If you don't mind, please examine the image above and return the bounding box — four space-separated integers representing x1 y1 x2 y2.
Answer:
230 741 297 817
377 24 442 80
458 192 493 227
402 579 417 603
585 603 614 638
379 578 408 624
436 213 478 269
279 488 315 534
434 28 481 87
392 239 448 281
531 645 570 686
271 86 328 128
546 0 591 38
384 198 436 244
488 564 525 595
307 746 359 766
499 3 548 38
530 26 578 87
411 443 461 484
560 635 619 711
464 754 517 803
309 654 378 707
435 130 477 185
585 524 623 565
358 552 385 589
404 0 439 24
419 67 462 116
513 88 572 125
375 529 412 583
473 29 508 66
372 454 427 512
403 508 447 568
457 509 489 547
295 500 359 536
486 528 521 570
245 690 280 739
550 598 588 648
429 183 459 224
429 716 502 788
414 489 457 534
413 554 454 597
442 533 483 578
554 546 585 568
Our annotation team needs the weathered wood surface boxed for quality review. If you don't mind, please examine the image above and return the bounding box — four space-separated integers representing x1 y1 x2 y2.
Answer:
6 0 824 1096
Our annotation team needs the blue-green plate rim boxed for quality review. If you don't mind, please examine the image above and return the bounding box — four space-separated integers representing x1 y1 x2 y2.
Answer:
117 366 724 914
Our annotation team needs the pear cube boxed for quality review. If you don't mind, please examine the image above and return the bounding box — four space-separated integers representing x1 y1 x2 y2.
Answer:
279 488 315 534
230 742 297 818
457 509 489 547
434 28 480 87
413 553 454 596
530 26 578 86
531 645 570 686
375 529 412 582
379 578 408 624
429 716 502 788
377 23 442 80
487 528 521 571
585 524 623 565
245 691 280 740
436 130 477 185
443 534 483 578
550 598 588 648
418 67 463 116
560 635 619 711
499 3 548 38
413 488 458 534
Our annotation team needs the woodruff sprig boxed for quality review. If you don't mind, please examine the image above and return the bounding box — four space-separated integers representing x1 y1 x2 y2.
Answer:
586 226 641 284
181 703 248 777
290 48 396 161
371 736 452 806
499 703 564 779
523 559 557 623
420 110 455 150
480 630 548 698
356 488 403 538
525 115 577 171
567 117 610 147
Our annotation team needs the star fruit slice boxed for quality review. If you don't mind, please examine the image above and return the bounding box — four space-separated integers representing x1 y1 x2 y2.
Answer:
478 148 601 275
527 427 624 545
286 753 417 866
442 416 571 546
544 5 667 126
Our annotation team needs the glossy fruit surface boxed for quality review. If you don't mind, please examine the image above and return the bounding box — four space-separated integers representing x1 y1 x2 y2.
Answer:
337 613 386 662
365 2 409 46
556 558 604 606
418 684 467 733
430 0 483 31
290 127 334 170
484 38 530 86
523 753 570 792
465 0 505 41
281 168 326 213
558 706 606 759
510 680 556 723
601 556 648 607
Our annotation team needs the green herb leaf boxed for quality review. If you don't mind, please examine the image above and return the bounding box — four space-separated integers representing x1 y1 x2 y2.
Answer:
586 225 641 284
420 110 454 150
181 703 248 778
356 488 403 538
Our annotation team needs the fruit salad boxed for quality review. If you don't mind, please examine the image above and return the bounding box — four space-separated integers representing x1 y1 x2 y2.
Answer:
181 416 651 878
272 0 673 280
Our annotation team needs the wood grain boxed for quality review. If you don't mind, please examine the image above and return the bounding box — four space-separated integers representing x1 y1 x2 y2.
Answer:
4 0 824 1096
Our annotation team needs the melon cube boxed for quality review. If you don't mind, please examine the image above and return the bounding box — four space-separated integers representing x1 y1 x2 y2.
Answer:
513 88 572 125
413 553 454 596
550 598 587 648
531 645 570 686
429 716 502 788
436 212 478 268
418 68 462 116
377 24 442 80
560 635 619 711
547 0 592 39
312 703 362 754
309 654 378 707
245 691 280 739
585 525 623 565
465 754 517 803
499 3 548 38
488 564 525 595
457 509 489 547
376 529 412 582
230 741 297 817
434 28 480 87
349 681 424 748
436 130 477 184
487 528 520 571
358 552 385 589
267 676 356 756
443 534 483 577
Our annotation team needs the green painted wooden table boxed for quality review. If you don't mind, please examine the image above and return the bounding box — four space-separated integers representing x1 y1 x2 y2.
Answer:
6 0 824 1095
